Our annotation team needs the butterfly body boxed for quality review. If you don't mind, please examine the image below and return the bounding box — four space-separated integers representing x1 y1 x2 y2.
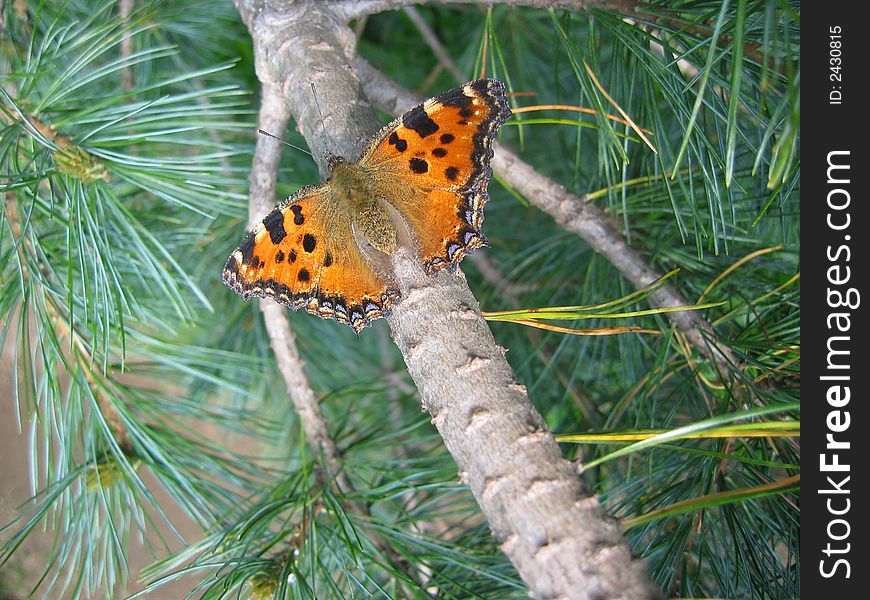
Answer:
327 159 400 255
223 79 512 332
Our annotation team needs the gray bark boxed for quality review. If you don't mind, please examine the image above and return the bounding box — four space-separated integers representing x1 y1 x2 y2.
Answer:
333 0 641 22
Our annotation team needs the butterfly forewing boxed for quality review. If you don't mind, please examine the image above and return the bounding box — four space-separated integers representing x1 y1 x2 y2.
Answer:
362 79 512 273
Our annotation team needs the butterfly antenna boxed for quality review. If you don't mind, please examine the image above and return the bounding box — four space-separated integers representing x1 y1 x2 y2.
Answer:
257 130 313 157
310 82 339 164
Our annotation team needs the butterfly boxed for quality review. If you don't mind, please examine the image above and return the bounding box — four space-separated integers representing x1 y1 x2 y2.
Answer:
222 79 512 332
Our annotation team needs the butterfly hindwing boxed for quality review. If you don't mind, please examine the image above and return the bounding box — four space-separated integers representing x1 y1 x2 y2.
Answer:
222 187 398 331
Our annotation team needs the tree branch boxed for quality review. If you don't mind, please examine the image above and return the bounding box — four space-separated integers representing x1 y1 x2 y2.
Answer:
246 82 351 485
401 5 467 83
387 250 662 599
491 146 736 368
119 0 135 93
352 56 736 370
335 0 640 22
233 1 662 597
238 7 423 590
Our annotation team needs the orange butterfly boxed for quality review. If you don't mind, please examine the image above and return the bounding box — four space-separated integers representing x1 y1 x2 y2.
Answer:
222 79 512 332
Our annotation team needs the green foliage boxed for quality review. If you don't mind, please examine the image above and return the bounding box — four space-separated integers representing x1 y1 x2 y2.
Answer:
2 1 799 599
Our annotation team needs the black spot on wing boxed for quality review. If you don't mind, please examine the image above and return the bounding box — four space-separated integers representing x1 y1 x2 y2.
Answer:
438 88 473 109
289 204 304 225
298 268 310 282
302 233 317 253
432 147 447 158
445 166 459 181
409 158 429 174
323 251 333 267
440 133 455 144
262 210 286 244
388 131 408 152
403 105 439 138
289 249 297 262
275 250 285 263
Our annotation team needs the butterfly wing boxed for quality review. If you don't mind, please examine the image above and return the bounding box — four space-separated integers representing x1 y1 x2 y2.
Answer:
223 79 510 331
360 79 512 274
222 186 399 332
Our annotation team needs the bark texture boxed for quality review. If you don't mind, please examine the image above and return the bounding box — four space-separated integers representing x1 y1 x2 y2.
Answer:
389 250 661 599
334 0 640 22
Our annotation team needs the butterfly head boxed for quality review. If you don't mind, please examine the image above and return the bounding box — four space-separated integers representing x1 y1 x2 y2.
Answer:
325 152 349 173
